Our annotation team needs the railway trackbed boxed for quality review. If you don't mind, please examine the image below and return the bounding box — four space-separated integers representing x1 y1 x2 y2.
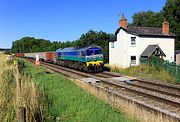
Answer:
27 59 180 121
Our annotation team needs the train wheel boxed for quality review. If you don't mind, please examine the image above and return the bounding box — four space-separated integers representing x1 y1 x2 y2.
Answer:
74 63 79 70
83 64 88 72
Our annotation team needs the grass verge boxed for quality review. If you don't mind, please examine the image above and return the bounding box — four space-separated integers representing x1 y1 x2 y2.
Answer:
106 64 176 83
25 62 136 122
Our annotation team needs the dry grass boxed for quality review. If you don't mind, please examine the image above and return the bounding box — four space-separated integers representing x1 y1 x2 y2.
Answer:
0 54 16 121
0 54 48 121
15 74 48 122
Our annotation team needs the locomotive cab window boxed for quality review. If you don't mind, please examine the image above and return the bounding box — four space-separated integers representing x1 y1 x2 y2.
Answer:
86 50 94 56
95 50 102 55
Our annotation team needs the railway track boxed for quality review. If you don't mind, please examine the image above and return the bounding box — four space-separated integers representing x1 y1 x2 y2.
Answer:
97 72 180 98
27 59 180 120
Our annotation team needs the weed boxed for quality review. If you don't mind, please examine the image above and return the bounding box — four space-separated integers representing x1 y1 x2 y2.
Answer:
107 64 176 83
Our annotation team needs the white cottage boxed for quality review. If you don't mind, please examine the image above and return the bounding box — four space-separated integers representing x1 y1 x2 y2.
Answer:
109 15 176 68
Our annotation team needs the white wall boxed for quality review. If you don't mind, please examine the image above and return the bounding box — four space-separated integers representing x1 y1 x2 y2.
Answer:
127 34 139 67
109 29 129 68
109 29 140 68
138 37 175 64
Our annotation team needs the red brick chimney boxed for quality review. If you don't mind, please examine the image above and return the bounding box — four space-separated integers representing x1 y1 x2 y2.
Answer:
119 14 127 28
162 18 169 35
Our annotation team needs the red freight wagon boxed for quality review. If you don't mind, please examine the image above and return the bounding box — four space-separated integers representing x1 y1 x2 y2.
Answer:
45 52 55 63
15 53 24 57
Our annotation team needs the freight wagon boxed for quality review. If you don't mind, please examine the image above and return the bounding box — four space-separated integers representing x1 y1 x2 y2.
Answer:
14 53 24 57
45 52 55 63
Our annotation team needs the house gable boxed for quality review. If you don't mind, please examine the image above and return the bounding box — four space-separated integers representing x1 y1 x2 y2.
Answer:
140 45 166 58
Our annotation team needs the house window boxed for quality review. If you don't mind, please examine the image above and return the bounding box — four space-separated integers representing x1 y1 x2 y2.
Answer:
131 56 136 64
131 37 136 45
111 42 115 48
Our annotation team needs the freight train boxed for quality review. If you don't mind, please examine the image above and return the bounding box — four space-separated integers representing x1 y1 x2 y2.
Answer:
14 45 104 72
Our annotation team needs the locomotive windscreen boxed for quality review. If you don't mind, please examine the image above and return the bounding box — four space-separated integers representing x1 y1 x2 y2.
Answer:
86 50 94 56
86 49 102 55
94 50 102 54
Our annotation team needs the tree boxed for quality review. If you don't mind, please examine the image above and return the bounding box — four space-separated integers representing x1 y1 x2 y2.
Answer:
163 0 180 50
130 10 164 28
11 37 52 53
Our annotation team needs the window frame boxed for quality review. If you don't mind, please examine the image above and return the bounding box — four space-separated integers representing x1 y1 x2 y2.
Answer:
111 42 115 48
131 37 136 45
130 56 136 64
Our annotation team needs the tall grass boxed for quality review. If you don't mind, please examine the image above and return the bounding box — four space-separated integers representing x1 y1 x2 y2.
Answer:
0 54 49 121
15 59 50 121
107 64 176 83
0 54 16 121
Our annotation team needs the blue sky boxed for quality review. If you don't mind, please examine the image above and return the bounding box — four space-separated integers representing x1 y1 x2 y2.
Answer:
0 0 166 48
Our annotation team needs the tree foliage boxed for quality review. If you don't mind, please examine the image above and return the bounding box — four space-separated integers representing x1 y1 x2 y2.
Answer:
11 37 52 53
163 0 180 50
130 11 164 28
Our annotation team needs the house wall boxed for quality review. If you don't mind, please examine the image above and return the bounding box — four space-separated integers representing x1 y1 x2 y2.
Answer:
127 34 139 67
109 29 127 68
109 29 140 68
138 37 175 64
176 53 180 65
109 29 175 68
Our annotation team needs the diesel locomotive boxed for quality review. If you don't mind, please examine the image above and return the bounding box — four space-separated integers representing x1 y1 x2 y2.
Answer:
56 45 104 72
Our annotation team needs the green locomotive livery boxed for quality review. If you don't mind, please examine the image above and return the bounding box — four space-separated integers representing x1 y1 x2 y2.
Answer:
55 45 104 72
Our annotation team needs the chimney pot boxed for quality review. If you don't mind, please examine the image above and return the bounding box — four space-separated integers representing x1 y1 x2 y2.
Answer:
162 19 169 35
119 14 127 28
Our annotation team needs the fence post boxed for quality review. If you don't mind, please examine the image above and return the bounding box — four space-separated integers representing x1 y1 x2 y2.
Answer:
18 107 26 122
